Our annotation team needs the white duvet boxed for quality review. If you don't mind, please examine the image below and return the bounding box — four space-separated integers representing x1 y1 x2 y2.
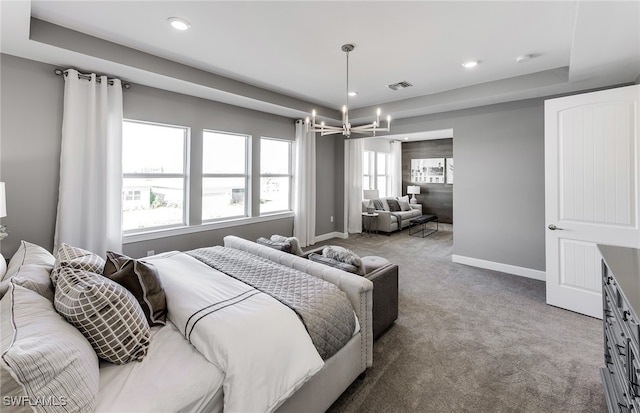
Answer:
144 252 324 413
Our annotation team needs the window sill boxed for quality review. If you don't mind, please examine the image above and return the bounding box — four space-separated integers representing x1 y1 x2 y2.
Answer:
123 211 294 244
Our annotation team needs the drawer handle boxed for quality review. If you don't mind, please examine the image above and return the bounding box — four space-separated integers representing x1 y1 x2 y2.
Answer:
624 311 630 322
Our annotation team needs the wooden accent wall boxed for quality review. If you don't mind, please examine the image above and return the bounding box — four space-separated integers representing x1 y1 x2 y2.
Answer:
402 139 453 223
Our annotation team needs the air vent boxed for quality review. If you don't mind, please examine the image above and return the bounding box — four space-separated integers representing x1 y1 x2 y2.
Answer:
388 81 413 91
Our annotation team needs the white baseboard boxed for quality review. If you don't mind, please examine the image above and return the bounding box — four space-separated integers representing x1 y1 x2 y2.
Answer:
451 254 546 281
313 231 349 243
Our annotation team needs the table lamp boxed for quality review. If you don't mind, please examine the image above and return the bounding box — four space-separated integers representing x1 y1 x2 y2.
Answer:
407 185 420 204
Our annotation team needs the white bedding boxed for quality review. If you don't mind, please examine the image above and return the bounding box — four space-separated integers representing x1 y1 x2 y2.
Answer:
144 252 325 413
96 321 224 413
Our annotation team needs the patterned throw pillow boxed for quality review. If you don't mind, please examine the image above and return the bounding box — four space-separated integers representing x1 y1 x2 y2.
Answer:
54 267 150 364
103 251 167 326
256 237 292 253
1 283 99 412
307 253 359 274
51 243 105 287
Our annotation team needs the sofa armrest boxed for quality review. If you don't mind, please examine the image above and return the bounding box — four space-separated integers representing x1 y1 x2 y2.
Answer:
409 203 423 214
365 263 399 340
374 210 394 233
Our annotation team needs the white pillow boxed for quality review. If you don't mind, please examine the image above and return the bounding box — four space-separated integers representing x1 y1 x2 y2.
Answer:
0 253 6 279
397 196 411 211
1 241 55 302
1 283 99 412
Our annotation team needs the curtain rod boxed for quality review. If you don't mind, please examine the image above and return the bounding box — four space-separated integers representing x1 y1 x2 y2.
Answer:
54 69 131 89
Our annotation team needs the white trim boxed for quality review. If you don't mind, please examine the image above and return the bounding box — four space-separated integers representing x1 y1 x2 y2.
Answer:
451 254 546 281
124 212 294 244
314 231 348 244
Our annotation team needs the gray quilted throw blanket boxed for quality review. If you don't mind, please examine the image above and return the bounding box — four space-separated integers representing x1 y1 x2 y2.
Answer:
187 246 356 360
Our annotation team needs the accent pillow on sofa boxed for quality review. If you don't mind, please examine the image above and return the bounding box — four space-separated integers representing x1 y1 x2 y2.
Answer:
1 240 55 301
51 243 106 287
55 266 150 365
387 199 401 212
1 282 99 412
270 235 304 255
103 251 167 326
397 196 411 211
322 246 364 275
256 237 292 253
308 253 359 274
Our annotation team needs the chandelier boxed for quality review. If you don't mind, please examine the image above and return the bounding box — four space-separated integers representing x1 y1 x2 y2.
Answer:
306 44 391 138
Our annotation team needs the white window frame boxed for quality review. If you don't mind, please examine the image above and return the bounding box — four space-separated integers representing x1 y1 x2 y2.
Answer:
259 137 292 215
202 129 250 222
122 119 189 235
363 150 389 196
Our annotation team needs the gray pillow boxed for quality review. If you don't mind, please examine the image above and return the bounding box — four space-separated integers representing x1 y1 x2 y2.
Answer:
308 253 359 274
103 251 167 326
387 199 401 212
55 267 150 365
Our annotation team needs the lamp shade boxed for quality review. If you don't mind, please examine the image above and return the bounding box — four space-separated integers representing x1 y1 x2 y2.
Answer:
363 189 379 200
0 182 6 218
407 185 420 195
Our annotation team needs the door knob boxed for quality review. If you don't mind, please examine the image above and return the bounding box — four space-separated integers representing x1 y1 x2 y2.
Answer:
548 224 563 230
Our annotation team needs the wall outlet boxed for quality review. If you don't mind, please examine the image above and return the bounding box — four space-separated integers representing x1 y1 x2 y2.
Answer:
146 250 155 257
330 216 334 222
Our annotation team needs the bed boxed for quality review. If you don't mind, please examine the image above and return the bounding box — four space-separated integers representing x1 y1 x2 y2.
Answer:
0 235 373 413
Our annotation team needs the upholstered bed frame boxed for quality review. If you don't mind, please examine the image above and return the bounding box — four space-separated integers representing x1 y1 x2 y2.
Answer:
223 236 374 412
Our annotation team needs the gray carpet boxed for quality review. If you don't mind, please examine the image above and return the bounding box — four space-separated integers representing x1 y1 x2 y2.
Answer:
315 224 606 413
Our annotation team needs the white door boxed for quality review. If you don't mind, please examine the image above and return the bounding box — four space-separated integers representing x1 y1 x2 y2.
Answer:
545 84 640 319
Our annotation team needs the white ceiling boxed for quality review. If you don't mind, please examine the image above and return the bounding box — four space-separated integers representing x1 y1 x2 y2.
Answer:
1 1 639 124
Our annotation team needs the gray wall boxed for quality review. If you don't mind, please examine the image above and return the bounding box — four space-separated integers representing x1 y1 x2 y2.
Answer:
402 139 454 224
0 54 342 258
391 99 546 271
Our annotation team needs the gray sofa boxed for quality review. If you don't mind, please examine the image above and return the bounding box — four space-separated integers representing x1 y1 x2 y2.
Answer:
302 247 398 340
363 197 423 233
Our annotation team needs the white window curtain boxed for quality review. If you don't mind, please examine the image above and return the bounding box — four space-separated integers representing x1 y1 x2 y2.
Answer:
293 120 316 247
389 140 402 197
345 138 364 234
54 69 123 254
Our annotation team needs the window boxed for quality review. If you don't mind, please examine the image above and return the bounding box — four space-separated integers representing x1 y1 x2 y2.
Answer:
260 138 292 214
363 150 388 197
122 120 188 232
202 130 248 220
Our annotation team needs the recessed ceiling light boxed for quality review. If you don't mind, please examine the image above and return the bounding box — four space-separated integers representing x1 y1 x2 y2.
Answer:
168 17 191 31
461 60 479 69
515 54 532 63
348 91 358 97
404 137 409 140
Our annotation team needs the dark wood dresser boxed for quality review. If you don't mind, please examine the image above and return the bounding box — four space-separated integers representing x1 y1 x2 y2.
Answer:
599 245 640 413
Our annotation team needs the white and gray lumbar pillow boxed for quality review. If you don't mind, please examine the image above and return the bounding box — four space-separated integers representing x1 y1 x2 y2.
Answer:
322 246 364 275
